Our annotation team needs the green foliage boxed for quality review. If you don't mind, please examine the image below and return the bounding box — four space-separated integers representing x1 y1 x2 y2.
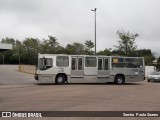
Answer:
22 38 40 64
157 57 160 63
97 49 111 55
0 36 96 64
156 57 160 70
66 42 85 55
1 37 15 45
111 50 125 56
144 55 154 65
0 33 155 66
114 30 139 56
84 40 94 55
136 49 152 56
135 49 154 65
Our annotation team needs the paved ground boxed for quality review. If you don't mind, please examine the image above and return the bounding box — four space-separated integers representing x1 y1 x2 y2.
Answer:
0 65 160 120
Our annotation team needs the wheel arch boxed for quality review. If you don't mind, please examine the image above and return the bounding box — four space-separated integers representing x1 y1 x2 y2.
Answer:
114 74 125 82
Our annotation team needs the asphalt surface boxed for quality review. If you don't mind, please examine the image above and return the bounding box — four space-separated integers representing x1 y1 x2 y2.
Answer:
0 65 160 120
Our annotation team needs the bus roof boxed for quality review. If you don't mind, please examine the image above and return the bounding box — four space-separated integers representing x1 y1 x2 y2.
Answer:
38 53 144 58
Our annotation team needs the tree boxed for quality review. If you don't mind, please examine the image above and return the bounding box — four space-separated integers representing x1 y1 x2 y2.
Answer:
23 38 40 64
97 48 111 55
40 39 50 54
136 49 152 56
156 57 160 70
12 40 24 64
65 42 85 55
47 35 59 53
84 40 94 55
135 49 154 65
40 35 60 54
144 55 154 66
0 38 27 64
157 57 160 63
114 30 139 56
1 37 15 45
111 50 125 56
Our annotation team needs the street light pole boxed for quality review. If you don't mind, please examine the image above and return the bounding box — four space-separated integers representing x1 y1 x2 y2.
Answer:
91 8 97 54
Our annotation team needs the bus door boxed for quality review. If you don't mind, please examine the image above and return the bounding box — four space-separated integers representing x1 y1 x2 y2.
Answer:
97 57 110 81
71 57 84 77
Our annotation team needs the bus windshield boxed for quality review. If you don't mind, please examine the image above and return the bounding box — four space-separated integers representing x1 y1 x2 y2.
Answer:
39 57 53 70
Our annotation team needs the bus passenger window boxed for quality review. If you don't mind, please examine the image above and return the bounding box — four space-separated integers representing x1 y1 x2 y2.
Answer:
56 56 69 67
104 59 109 70
112 58 124 68
72 58 76 70
125 58 144 68
78 58 83 70
98 59 102 70
85 57 97 67
125 58 138 68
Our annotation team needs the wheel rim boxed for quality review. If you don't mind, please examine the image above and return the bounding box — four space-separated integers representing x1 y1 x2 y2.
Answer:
117 78 122 83
57 76 63 83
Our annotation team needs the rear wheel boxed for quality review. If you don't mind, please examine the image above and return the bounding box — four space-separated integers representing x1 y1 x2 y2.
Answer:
55 75 66 84
115 75 125 84
147 79 150 82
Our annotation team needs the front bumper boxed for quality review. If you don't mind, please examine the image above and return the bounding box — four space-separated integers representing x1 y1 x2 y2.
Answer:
148 78 160 82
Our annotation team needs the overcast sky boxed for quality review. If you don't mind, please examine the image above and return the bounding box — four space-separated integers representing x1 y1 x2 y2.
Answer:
0 0 160 56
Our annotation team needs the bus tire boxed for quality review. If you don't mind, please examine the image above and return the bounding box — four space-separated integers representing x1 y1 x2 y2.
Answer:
147 79 150 82
55 75 66 85
114 75 124 84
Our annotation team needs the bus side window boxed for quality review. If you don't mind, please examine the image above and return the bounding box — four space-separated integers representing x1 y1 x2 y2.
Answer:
104 59 109 70
78 58 83 70
72 58 76 70
98 59 102 70
112 58 124 68
125 58 143 68
56 56 69 67
125 58 137 68
85 57 97 67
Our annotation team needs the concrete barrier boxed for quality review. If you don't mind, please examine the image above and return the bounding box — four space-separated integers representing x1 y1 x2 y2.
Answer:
19 65 36 74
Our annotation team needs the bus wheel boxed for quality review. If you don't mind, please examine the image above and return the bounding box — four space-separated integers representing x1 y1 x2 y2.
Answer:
56 75 66 84
115 75 124 84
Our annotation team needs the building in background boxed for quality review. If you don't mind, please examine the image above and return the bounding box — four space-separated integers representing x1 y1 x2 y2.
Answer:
0 43 12 64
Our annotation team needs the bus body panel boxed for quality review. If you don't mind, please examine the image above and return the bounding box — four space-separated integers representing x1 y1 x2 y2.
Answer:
84 67 97 76
38 74 55 83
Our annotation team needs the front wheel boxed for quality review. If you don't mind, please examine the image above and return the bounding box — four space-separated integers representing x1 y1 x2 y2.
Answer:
114 75 125 84
55 75 66 85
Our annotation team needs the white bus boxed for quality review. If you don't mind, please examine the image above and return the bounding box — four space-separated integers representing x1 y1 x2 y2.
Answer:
34 53 145 84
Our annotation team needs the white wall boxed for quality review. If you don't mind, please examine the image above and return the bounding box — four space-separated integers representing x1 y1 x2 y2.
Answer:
145 66 156 77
